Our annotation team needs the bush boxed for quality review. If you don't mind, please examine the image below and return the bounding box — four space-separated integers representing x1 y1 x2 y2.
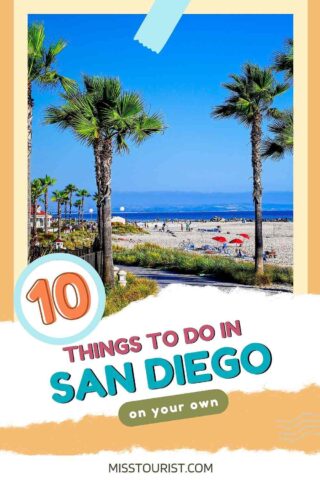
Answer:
112 222 148 235
38 229 97 248
135 242 162 250
113 243 293 286
105 273 158 316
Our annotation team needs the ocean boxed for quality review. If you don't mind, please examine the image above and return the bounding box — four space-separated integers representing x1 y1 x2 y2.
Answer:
67 210 293 222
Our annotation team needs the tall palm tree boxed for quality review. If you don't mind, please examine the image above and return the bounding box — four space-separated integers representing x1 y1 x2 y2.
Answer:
262 110 293 159
31 179 44 236
45 76 165 287
51 190 67 237
28 23 75 245
212 64 289 274
274 39 293 80
74 200 82 223
39 175 56 234
65 184 77 220
76 189 91 222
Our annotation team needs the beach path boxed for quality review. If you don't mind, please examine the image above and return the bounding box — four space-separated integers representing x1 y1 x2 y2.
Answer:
118 265 292 293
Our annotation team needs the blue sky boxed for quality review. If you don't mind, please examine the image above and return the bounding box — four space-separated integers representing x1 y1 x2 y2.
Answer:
30 14 293 207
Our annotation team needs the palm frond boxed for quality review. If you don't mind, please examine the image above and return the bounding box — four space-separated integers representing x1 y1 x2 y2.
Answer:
274 39 293 80
131 113 165 145
262 110 293 159
59 76 78 95
212 62 291 128
28 22 75 90
261 140 286 159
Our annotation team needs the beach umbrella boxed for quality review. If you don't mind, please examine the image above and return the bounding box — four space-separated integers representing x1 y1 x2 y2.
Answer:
212 236 227 243
239 233 250 240
230 238 243 245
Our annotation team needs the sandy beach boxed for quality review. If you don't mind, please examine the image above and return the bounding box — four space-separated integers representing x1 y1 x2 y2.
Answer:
113 221 293 267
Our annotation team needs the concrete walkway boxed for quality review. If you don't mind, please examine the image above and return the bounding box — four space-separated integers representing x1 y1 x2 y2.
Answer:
118 265 292 294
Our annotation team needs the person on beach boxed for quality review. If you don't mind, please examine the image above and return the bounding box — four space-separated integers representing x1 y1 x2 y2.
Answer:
237 247 244 258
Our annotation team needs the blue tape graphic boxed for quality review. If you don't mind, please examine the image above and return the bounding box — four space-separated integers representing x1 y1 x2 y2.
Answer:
135 0 191 54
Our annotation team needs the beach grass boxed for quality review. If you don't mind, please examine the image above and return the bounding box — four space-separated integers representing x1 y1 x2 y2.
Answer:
105 272 158 316
113 243 293 286
37 230 96 249
112 222 148 235
37 222 147 249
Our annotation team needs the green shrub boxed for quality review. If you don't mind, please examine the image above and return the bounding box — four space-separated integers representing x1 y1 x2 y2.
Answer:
113 243 293 286
135 242 162 250
112 222 148 235
38 229 97 248
105 273 158 316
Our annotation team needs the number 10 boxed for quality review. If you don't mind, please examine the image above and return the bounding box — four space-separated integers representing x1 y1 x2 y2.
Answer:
27 272 91 325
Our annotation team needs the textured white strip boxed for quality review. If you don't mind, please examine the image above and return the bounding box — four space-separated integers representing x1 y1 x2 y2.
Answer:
1 286 320 427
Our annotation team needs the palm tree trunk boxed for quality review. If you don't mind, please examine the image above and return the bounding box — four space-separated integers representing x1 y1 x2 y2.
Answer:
44 190 48 234
58 202 61 237
32 199 37 236
69 194 73 221
100 139 114 288
93 139 104 247
97 203 102 246
28 82 33 250
102 192 114 287
251 112 264 274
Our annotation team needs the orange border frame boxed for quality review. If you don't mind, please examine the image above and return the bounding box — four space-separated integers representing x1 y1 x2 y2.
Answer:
0 0 317 319
308 0 319 293
0 0 319 459
0 0 13 320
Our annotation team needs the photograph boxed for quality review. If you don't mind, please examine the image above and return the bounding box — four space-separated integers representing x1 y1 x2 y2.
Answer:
28 13 293 315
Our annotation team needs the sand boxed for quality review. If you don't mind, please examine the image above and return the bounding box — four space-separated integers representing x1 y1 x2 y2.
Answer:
113 221 293 267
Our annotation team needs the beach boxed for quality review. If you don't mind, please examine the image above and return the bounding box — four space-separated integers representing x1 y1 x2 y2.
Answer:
113 220 293 267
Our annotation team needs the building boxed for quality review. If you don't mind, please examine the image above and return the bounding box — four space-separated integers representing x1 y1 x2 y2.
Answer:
30 206 53 230
111 216 126 225
53 238 65 250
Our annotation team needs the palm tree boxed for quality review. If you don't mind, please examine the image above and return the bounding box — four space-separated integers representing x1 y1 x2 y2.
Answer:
76 189 91 222
74 200 82 223
39 175 56 234
31 179 44 236
65 184 77 220
274 39 293 80
51 190 67 237
45 76 164 287
28 23 75 245
262 110 293 159
212 64 289 274
61 192 69 222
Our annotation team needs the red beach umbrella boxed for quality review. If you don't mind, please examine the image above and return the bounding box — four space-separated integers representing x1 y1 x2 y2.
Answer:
212 236 227 243
239 233 250 240
229 238 243 245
